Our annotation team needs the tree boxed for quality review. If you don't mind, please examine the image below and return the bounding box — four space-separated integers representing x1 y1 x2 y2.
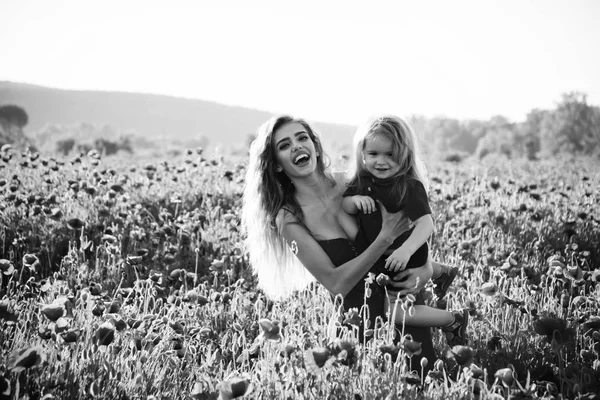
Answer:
474 115 517 159
516 109 549 159
0 105 29 127
540 92 600 156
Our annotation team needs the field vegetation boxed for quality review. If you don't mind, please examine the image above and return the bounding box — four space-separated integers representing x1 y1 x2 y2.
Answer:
0 145 599 399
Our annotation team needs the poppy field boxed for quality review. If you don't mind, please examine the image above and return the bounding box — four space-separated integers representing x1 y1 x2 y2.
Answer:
0 145 599 400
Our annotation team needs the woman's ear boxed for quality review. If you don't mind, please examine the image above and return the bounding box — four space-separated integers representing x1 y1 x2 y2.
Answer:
276 165 283 172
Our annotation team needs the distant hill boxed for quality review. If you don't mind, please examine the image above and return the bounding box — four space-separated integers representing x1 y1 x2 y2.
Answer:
0 81 356 150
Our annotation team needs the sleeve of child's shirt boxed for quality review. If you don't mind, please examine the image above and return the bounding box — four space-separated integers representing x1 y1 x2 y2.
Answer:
404 179 432 221
343 184 359 197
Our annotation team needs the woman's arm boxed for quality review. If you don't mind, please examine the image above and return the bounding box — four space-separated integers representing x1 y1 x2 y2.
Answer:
278 203 412 297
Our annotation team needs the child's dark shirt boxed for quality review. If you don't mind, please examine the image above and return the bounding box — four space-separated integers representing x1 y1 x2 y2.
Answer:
344 176 431 271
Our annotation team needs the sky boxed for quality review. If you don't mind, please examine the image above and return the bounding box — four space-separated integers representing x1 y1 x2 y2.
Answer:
1 0 599 125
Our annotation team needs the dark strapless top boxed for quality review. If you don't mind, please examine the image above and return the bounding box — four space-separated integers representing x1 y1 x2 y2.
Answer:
316 237 359 267
316 237 379 312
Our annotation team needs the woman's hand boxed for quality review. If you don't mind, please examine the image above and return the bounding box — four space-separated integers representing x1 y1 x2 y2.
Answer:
386 260 434 298
378 201 413 242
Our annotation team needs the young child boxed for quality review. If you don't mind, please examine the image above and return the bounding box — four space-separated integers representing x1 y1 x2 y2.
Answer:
342 114 467 345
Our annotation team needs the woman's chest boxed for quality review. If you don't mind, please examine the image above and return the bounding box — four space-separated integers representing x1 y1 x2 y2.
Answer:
302 195 358 240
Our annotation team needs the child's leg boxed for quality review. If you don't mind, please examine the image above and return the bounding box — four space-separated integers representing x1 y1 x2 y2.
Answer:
385 295 453 327
386 294 470 345
431 262 441 279
431 260 459 300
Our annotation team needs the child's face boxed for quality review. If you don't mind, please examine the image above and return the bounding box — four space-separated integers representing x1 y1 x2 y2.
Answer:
362 134 400 179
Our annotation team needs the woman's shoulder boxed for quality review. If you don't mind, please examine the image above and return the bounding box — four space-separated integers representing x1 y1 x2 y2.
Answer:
275 207 300 231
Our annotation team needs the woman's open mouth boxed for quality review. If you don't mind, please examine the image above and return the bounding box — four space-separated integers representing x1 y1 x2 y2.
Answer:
293 153 310 166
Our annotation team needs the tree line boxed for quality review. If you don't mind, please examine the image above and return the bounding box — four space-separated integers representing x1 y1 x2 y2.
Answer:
2 91 600 159
409 92 600 160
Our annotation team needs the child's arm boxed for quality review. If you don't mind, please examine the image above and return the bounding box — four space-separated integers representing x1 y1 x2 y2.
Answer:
385 214 434 272
399 214 434 255
342 195 377 215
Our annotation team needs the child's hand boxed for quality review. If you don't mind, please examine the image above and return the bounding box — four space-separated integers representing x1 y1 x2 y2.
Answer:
352 195 376 214
385 246 412 272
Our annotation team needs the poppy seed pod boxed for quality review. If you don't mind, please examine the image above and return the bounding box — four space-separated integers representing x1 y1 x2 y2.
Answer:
481 282 498 296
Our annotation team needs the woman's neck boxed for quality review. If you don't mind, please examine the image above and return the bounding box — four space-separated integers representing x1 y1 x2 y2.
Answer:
291 173 332 205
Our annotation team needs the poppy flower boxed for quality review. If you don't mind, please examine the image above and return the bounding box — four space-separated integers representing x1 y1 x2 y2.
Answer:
448 345 474 366
22 254 40 271
533 316 567 336
376 273 391 286
304 347 333 373
470 364 485 379
66 218 85 230
219 375 252 400
0 299 17 322
582 316 600 333
379 344 399 362
190 381 208 399
548 255 565 268
7 346 45 373
494 367 514 387
0 259 14 275
95 321 116 346
281 343 296 358
401 339 422 357
61 329 79 343
49 208 63 220
258 318 281 341
533 315 576 344
41 302 64 322
0 376 10 397
331 339 357 366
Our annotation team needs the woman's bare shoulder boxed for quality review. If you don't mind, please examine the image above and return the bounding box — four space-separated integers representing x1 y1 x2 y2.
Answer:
275 207 299 231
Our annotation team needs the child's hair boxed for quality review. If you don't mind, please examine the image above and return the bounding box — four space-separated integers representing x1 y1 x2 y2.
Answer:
242 115 334 299
346 114 429 206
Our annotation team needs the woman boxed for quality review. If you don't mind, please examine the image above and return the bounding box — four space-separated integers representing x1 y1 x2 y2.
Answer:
242 115 436 372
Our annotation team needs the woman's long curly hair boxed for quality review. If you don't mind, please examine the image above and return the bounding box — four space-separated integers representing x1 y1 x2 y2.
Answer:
346 114 429 205
242 115 335 299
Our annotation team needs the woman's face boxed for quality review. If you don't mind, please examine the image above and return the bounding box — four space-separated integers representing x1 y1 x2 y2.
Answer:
273 122 318 178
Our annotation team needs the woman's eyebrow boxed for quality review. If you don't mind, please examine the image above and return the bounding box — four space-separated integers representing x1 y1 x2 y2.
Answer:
276 131 308 147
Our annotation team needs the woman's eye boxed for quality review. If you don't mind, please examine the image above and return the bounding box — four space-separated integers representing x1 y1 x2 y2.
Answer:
279 143 289 150
299 136 309 141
